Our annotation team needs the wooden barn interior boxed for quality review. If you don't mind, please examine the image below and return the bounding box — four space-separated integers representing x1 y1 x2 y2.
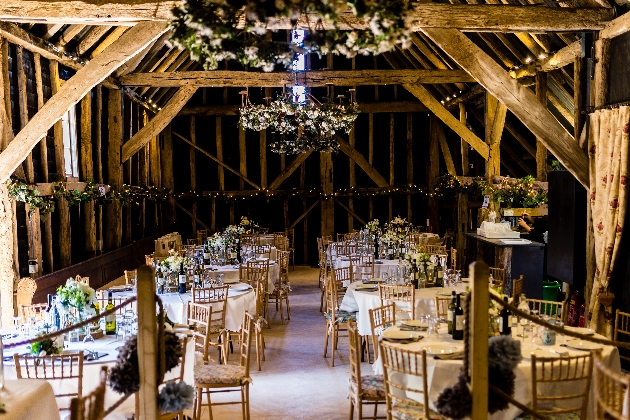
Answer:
3 1 630 418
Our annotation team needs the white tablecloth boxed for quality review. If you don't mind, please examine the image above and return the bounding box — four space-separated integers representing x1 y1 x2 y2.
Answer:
241 245 277 261
0 379 60 419
339 281 467 336
206 263 278 293
3 334 196 419
115 286 256 332
336 259 400 278
373 325 621 420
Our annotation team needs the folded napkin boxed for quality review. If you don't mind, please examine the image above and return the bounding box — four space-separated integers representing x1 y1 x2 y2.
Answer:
433 351 464 360
399 326 427 331
375 260 383 264
381 336 423 345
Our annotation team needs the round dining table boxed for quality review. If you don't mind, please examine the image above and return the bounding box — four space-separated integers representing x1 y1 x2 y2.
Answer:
0 379 60 420
339 281 467 336
373 324 621 420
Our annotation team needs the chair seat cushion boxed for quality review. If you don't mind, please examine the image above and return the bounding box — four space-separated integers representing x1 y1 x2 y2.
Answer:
349 375 385 399
391 401 439 420
519 412 581 420
324 311 356 323
194 364 248 385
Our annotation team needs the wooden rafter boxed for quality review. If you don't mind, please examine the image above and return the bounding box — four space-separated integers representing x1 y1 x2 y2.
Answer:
269 152 312 190
403 83 490 160
337 137 388 188
0 21 168 184
121 85 196 162
421 27 588 187
334 198 366 226
510 41 581 79
0 3 613 32
121 69 475 87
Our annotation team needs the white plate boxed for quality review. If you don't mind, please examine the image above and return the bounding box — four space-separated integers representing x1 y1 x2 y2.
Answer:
564 327 595 336
382 330 418 340
565 339 604 350
422 343 463 355
230 283 252 291
522 348 561 360
401 320 429 328
436 292 453 296
369 278 385 282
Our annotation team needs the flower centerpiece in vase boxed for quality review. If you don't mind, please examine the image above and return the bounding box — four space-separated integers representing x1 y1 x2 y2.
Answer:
159 249 193 286
55 277 97 340
488 286 509 336
238 216 259 234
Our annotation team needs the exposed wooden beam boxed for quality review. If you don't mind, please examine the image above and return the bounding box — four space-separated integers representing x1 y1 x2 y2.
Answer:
435 121 457 176
289 199 320 230
121 69 475 87
0 3 613 32
334 198 366 226
174 201 210 231
509 41 581 79
121 85 196 162
403 83 490 160
178 101 430 116
421 27 588 187
173 131 261 190
600 10 630 39
337 137 389 188
485 92 506 180
0 21 167 184
269 152 312 190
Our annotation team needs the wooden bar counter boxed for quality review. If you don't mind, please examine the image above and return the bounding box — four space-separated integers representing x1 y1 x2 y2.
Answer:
464 233 545 299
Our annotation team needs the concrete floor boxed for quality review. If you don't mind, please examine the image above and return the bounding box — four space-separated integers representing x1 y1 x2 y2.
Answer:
192 266 378 420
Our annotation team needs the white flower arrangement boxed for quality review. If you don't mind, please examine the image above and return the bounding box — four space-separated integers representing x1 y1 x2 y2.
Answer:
55 278 97 319
207 233 226 249
365 219 380 235
159 249 193 273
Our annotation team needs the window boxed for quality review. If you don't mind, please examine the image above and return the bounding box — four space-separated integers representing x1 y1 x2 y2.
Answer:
61 106 79 178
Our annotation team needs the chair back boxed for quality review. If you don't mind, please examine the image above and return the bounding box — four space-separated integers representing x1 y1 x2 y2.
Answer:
20 302 47 324
379 284 415 320
200 285 229 330
615 310 630 363
332 266 352 301
245 261 268 288
435 296 451 318
239 313 254 376
325 275 342 320
95 292 137 315
424 244 446 255
124 269 136 285
512 275 524 299
277 250 290 284
528 298 564 321
253 245 272 258
70 366 107 420
369 303 396 360
145 254 154 266
347 320 364 398
192 286 228 304
351 255 374 281
450 248 457 270
488 267 506 288
530 353 593 418
594 352 630 420
187 302 213 363
14 351 84 411
16 277 37 309
379 341 430 418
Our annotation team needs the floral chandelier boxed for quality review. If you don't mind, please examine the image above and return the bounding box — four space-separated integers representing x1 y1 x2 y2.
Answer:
168 0 411 72
238 85 359 154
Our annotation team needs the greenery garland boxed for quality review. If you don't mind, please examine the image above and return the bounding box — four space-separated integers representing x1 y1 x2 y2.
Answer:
168 0 411 72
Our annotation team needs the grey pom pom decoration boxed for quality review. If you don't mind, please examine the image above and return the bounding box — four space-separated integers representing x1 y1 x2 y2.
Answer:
158 381 195 413
488 335 522 372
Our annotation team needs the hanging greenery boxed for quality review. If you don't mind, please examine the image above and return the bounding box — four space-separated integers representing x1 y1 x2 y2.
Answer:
168 0 411 72
7 177 55 215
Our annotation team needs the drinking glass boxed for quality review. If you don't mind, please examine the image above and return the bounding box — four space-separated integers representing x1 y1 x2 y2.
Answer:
427 316 439 337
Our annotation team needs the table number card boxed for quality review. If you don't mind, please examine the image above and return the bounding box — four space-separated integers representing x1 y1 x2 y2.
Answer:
482 194 490 209
98 184 107 196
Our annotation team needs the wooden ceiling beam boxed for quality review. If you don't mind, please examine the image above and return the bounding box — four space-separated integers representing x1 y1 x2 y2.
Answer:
178 101 430 116
122 69 475 87
0 21 168 183
0 2 613 32
121 85 196 162
337 137 389 188
510 40 581 79
422 27 588 187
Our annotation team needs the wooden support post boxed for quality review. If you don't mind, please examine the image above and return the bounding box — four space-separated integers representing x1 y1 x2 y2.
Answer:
320 152 334 238
0 39 10 151
190 116 197 236
389 113 395 221
260 130 267 189
105 88 123 251
49 60 71 268
406 113 413 222
0 184 15 328
136 265 158 420
239 127 246 191
161 124 175 233
456 192 468 271
436 123 456 176
81 93 96 258
535 72 548 181
594 38 611 110
95 86 103 253
485 92 506 182
469 260 489 419
428 115 440 233
349 122 356 231
216 117 224 190
300 159 307 263
368 113 374 221
149 120 161 235
574 56 584 144
460 103 469 176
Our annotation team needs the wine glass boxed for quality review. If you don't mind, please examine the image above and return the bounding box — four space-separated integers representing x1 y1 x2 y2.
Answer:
82 331 96 360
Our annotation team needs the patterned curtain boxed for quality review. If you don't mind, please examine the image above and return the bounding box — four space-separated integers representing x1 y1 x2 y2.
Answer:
587 107 630 337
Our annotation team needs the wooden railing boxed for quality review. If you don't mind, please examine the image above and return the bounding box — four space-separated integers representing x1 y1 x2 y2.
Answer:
32 235 158 304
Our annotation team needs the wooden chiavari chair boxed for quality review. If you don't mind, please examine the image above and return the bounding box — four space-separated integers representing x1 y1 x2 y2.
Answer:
193 314 253 420
528 298 564 321
124 269 136 285
594 351 630 420
95 291 137 315
530 353 593 419
331 266 353 301
423 244 446 255
285 228 296 270
14 351 84 411
247 260 271 326
488 267 506 289
348 320 386 420
512 275 524 300
70 366 107 420
378 284 415 321
434 296 451 318
19 302 48 324
267 250 291 324
318 250 330 312
379 341 432 419
253 244 272 259
248 277 267 371
352 254 375 281
187 303 213 364
158 337 190 420
188 286 230 364
323 274 356 366
369 303 396 362
450 248 457 270
615 309 630 363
